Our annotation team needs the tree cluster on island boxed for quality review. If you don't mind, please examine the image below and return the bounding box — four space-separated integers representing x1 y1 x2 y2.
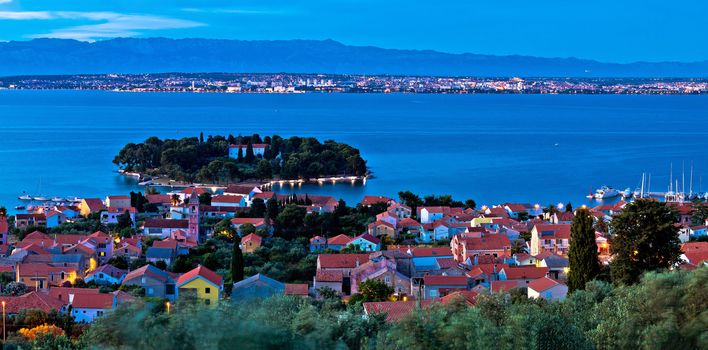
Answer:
112 133 368 183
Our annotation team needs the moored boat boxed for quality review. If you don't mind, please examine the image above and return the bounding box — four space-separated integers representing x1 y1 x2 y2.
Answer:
594 185 619 199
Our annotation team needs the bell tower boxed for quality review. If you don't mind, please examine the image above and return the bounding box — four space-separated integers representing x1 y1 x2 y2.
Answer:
187 191 200 243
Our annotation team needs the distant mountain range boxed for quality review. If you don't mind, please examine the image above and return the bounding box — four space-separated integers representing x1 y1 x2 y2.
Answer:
1 38 706 77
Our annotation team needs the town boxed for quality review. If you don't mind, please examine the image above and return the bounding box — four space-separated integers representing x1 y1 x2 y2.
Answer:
0 178 705 348
1 73 707 95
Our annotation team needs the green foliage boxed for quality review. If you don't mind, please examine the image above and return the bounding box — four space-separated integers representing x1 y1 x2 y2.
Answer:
610 199 681 285
568 208 600 292
243 237 316 283
113 134 367 182
353 279 394 303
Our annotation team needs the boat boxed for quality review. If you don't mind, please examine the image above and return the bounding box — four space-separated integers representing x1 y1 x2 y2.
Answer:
18 194 32 201
632 188 642 199
14 205 25 210
33 196 50 201
585 187 594 199
51 196 64 202
621 188 631 198
66 196 82 202
594 185 619 199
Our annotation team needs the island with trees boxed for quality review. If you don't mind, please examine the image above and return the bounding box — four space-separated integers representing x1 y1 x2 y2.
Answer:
112 133 368 183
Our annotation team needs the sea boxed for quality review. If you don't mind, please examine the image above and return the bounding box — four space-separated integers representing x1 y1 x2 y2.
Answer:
1 90 707 214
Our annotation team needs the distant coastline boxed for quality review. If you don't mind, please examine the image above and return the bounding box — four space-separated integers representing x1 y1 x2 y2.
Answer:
1 73 707 95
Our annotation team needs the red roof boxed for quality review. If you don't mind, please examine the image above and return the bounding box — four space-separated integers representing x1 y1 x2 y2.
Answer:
500 266 549 280
284 283 309 296
82 198 106 212
48 287 100 303
0 292 65 314
435 258 458 269
353 233 380 245
490 280 524 293
71 293 115 309
533 224 571 239
315 270 343 282
682 242 708 253
143 219 189 229
360 196 393 206
241 233 262 245
423 275 468 286
177 265 223 287
327 234 353 246
461 234 511 252
181 187 208 195
146 194 172 204
398 218 421 227
363 300 436 322
317 254 369 269
212 195 244 203
153 238 178 250
527 277 561 292
440 290 478 305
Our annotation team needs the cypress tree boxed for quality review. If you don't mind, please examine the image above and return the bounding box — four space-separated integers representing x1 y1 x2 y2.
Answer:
245 142 255 163
231 240 244 283
568 208 600 292
237 146 243 162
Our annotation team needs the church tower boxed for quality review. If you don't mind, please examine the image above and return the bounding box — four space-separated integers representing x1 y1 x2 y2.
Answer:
187 191 200 244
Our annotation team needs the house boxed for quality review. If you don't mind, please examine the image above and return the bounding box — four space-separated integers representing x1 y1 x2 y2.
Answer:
350 251 412 296
309 236 327 252
79 198 106 217
176 265 223 306
367 220 396 239
106 195 131 209
45 211 68 228
240 233 262 253
229 143 267 158
537 253 569 280
146 247 176 266
313 270 344 295
326 234 353 251
348 233 381 252
498 266 549 284
419 207 448 224
85 265 127 285
113 242 142 261
145 194 173 211
100 207 137 226
439 290 479 306
680 242 708 268
392 247 454 272
422 275 468 299
387 203 412 219
143 219 189 239
211 195 246 207
15 263 77 290
450 233 512 264
316 253 370 295
0 214 8 246
15 213 46 229
284 283 310 297
530 224 571 256
0 292 65 315
230 218 268 234
83 231 114 263
69 292 117 323
231 273 284 302
122 265 176 301
527 277 568 301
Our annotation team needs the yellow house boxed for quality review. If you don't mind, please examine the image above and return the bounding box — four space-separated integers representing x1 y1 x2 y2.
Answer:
79 198 106 217
470 217 494 228
240 233 262 254
175 265 223 307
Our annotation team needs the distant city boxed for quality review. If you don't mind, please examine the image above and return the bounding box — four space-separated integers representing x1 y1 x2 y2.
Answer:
1 73 706 94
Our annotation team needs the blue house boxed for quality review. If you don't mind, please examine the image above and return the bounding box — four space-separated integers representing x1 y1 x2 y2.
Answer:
231 274 284 302
347 233 381 252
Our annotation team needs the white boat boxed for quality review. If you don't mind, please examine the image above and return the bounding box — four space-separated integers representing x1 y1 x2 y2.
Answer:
14 205 25 210
66 196 82 202
621 188 631 198
594 186 619 199
33 196 50 201
18 194 32 200
632 188 642 199
51 196 64 202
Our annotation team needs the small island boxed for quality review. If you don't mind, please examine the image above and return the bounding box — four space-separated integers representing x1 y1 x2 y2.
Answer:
112 133 368 184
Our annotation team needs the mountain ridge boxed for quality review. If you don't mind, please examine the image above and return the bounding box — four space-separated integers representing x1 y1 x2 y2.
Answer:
1 37 706 77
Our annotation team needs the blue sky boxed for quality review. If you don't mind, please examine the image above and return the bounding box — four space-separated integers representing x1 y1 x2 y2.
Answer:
0 0 706 63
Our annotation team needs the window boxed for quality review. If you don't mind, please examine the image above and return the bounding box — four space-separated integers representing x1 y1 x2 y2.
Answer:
429 290 439 297
205 299 210 305
82 310 86 314
383 276 391 284
147 287 154 295
61 272 65 279
205 287 211 294
100 251 106 257
97 311 104 316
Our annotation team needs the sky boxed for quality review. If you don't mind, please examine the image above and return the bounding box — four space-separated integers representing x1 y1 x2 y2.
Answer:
0 0 706 63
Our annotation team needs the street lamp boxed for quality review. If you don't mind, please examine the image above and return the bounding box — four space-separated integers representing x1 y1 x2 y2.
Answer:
165 301 171 314
2 300 5 343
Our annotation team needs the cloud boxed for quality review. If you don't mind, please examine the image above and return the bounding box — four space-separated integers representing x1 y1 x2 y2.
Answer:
0 10 204 41
0 0 12 4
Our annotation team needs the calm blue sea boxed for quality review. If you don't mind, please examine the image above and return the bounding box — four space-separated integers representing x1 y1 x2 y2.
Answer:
1 90 707 214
